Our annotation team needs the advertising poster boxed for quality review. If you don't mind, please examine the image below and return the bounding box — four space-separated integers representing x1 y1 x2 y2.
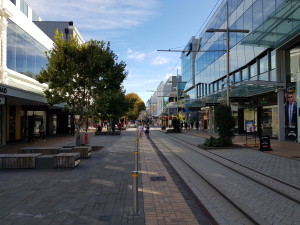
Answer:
246 120 255 133
285 88 298 141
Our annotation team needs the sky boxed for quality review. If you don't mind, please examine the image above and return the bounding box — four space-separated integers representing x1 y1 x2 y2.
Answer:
26 0 221 103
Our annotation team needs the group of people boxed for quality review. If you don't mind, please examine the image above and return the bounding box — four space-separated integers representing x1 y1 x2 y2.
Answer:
138 123 150 138
180 121 201 130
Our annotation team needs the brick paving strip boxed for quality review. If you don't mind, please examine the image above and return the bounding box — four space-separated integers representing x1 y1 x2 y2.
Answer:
139 137 200 225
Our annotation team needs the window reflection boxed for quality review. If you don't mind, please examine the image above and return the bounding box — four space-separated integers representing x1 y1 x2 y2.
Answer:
7 19 48 78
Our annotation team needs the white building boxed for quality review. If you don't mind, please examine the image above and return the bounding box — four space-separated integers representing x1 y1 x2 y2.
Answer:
0 0 84 145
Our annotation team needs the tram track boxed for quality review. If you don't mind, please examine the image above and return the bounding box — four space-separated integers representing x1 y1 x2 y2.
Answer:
166 132 300 204
150 130 300 225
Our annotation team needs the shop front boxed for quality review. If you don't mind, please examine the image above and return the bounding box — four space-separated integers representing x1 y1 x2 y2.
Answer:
286 44 299 142
233 92 278 138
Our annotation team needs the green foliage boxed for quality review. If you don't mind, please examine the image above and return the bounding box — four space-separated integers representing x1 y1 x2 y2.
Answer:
95 90 133 121
125 93 146 121
172 118 181 132
203 136 224 147
214 105 236 146
36 31 128 122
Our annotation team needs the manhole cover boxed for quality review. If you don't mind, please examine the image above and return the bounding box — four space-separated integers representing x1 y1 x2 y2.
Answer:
150 176 167 181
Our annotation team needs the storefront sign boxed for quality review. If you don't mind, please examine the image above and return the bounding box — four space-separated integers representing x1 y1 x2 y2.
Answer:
230 97 250 102
0 86 7 94
0 97 5 105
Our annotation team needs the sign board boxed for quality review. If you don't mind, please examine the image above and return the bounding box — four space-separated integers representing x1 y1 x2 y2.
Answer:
230 97 250 102
259 135 272 151
205 103 220 106
0 86 7 94
0 97 5 105
246 120 255 133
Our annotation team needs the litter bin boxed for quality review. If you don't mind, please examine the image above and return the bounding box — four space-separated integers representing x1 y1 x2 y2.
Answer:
259 135 272 151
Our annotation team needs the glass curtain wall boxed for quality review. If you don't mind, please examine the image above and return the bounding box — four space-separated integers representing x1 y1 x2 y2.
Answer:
7 19 48 78
195 0 285 90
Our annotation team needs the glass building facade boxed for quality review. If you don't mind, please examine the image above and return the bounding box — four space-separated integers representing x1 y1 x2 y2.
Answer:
7 19 48 78
181 0 300 141
195 0 285 90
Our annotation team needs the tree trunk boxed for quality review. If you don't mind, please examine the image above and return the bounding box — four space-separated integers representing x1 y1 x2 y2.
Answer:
75 118 82 146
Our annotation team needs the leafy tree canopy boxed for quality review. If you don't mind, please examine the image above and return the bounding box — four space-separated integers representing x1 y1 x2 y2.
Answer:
36 31 128 121
125 93 145 121
95 89 134 121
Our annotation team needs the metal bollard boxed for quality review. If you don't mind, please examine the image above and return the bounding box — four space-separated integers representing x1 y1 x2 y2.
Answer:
134 150 138 171
132 171 139 214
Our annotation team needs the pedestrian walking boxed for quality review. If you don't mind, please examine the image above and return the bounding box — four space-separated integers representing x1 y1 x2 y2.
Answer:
145 124 150 138
39 121 46 141
184 121 188 130
138 123 144 138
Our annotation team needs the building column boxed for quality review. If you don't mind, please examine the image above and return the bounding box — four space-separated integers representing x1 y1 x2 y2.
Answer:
297 75 300 140
277 89 285 141
0 10 9 84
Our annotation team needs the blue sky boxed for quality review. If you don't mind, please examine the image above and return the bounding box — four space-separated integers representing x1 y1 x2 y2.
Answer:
26 0 220 103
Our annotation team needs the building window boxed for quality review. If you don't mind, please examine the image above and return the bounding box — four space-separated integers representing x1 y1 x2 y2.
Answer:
7 19 48 78
250 62 257 80
229 74 234 86
234 71 241 83
242 67 248 81
271 50 276 70
260 54 269 74
259 54 269 81
20 0 28 17
290 46 300 83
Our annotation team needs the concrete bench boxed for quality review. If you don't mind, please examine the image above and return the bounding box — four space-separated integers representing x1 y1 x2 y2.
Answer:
36 155 55 169
53 153 80 168
72 146 92 158
18 147 59 155
0 154 42 169
58 147 73 153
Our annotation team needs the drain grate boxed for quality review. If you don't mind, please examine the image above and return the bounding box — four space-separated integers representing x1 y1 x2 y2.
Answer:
150 176 167 181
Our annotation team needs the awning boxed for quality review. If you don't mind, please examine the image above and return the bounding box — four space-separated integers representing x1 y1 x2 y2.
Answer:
241 0 300 48
185 80 281 108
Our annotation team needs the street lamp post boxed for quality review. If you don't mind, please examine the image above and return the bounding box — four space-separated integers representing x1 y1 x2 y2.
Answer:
206 2 249 106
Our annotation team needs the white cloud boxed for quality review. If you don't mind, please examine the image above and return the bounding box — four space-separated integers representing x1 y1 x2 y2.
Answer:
126 49 146 62
151 56 171 65
26 0 158 38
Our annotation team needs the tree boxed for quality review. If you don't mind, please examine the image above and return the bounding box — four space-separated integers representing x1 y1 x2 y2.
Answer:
172 118 181 132
125 93 146 121
36 31 127 144
94 89 134 129
214 105 236 146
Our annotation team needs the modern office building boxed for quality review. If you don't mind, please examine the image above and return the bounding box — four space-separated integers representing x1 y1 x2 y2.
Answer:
147 76 183 127
181 0 300 142
0 0 84 145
